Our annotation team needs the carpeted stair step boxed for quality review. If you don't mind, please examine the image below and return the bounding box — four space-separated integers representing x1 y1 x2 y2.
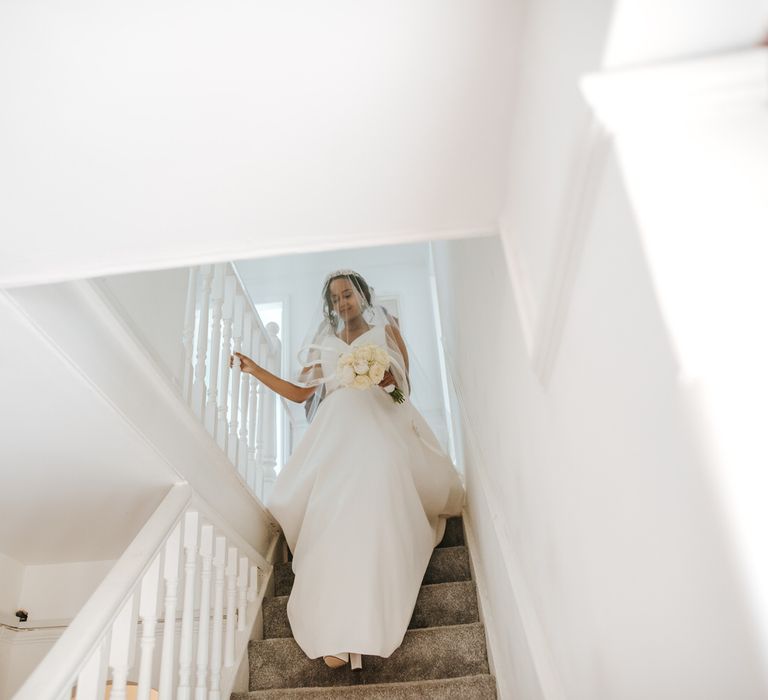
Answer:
438 516 465 548
246 622 488 691
275 545 471 597
231 673 497 699
264 580 479 639
283 516 465 562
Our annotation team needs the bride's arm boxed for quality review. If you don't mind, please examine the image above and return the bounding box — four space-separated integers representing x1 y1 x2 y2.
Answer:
230 352 318 403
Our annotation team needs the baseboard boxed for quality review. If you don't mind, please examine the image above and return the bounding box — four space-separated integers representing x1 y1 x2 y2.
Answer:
445 348 566 700
462 512 510 700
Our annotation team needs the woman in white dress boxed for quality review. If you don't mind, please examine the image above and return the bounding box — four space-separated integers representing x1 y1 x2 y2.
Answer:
230 269 466 671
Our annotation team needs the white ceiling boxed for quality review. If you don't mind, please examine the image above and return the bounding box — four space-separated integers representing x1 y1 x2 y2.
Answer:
0 0 517 288
0 298 179 564
1 0 764 290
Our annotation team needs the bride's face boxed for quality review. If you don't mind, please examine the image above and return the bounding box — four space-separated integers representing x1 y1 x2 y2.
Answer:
330 278 362 322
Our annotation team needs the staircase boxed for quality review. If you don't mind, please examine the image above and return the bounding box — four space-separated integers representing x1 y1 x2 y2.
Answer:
232 515 498 699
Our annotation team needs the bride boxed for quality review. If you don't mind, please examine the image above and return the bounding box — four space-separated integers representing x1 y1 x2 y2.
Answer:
229 268 466 671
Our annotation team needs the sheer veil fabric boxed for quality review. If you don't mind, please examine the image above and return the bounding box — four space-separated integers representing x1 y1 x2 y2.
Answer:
265 269 466 660
291 269 411 424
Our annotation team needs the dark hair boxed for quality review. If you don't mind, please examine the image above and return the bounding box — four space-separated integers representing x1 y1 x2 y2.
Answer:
322 272 372 330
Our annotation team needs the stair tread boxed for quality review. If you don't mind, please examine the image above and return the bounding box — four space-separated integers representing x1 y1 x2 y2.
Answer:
284 516 465 562
275 545 471 597
248 622 489 690
232 673 497 699
263 580 479 640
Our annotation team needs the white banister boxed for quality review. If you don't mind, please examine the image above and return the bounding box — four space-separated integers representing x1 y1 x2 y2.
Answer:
14 484 276 700
224 546 238 669
107 594 137 700
158 523 181 699
205 264 226 436
182 268 199 403
195 525 214 700
209 536 226 700
227 293 245 466
237 311 253 477
76 635 109 700
261 322 281 501
192 265 214 420
13 485 192 700
254 335 269 495
136 556 159 700
177 511 199 700
237 557 248 634
216 273 236 453
182 262 283 504
246 327 260 495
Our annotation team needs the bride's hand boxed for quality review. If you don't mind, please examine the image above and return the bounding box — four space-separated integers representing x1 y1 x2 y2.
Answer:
378 370 396 388
230 352 258 375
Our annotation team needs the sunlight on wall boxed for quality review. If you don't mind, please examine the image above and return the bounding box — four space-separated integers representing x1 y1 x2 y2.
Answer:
583 51 768 673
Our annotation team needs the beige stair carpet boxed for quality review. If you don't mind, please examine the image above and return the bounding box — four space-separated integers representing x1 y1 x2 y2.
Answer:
232 516 498 699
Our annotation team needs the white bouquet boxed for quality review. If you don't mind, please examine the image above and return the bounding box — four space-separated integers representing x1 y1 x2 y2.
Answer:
336 343 405 403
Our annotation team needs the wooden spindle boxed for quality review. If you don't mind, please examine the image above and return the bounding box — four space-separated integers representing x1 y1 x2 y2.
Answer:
195 525 214 700
246 326 259 495
224 547 238 668
205 264 226 436
261 323 281 501
216 274 236 452
254 334 269 500
237 556 248 633
227 293 245 465
237 312 253 478
136 555 160 700
247 565 259 629
158 522 182 700
192 265 214 419
107 593 138 700
182 267 199 402
177 511 199 700
209 536 227 700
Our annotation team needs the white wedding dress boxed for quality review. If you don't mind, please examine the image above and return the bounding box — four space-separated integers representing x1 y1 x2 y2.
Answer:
265 324 466 660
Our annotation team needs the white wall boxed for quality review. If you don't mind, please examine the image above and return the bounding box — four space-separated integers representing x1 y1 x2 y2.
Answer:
455 3 768 697
433 156 767 699
0 559 114 699
97 267 191 388
19 560 115 624
0 552 23 623
235 242 452 453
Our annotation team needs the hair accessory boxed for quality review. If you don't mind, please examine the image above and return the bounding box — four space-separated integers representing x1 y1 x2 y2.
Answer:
323 269 364 286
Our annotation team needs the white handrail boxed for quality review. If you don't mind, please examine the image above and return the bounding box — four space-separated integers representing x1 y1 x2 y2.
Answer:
13 484 192 700
13 483 277 700
229 263 279 357
182 262 282 503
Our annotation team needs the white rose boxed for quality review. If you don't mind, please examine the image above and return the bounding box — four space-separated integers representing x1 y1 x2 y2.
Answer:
373 347 390 366
341 365 355 385
353 374 372 389
353 361 369 375
369 364 385 384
